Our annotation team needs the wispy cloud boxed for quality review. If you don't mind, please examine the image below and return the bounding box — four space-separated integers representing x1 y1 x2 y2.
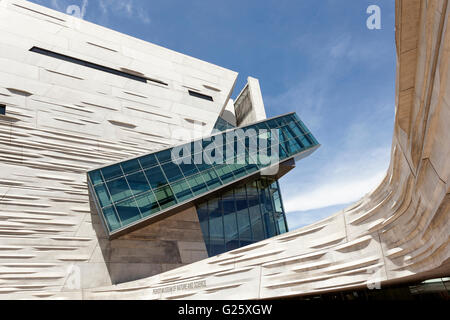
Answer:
98 0 151 24
286 204 352 230
270 30 394 223
284 170 386 212
45 0 151 25
137 9 151 25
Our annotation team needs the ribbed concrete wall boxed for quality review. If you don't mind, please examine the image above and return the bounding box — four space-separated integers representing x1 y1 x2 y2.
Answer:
70 0 448 300
0 0 235 298
0 0 448 300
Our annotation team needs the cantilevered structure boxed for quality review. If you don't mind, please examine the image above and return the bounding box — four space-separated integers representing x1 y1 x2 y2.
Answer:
0 0 320 293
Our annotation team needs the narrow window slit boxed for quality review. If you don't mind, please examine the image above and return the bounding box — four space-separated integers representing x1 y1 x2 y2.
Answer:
188 90 214 102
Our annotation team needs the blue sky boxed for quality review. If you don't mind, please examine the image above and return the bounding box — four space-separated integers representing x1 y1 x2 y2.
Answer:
30 0 397 230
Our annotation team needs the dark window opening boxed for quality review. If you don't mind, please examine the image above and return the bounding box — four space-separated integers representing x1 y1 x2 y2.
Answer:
29 47 166 86
0 105 5 115
188 90 214 102
147 77 168 86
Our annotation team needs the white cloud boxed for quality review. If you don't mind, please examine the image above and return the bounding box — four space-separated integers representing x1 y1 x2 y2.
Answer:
282 142 391 214
329 34 352 58
284 170 386 213
287 204 349 230
97 0 151 24
268 31 394 217
137 10 151 25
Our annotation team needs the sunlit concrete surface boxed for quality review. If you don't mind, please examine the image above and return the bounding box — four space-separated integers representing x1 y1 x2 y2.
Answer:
0 0 448 299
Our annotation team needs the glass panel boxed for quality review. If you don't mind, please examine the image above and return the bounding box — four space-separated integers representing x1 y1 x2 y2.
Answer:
94 183 111 208
196 202 210 255
101 164 123 181
208 199 225 256
135 191 160 217
171 180 194 202
126 171 150 196
161 162 184 183
265 118 280 129
272 181 288 234
257 148 277 167
273 190 283 214
201 168 222 190
283 138 303 155
178 157 199 178
89 112 318 236
281 125 298 139
288 121 304 137
264 212 277 238
102 206 121 232
89 170 103 186
194 177 290 257
275 116 292 127
154 185 176 210
249 211 265 241
245 153 259 174
278 143 289 160
301 134 314 147
280 126 296 142
194 153 210 172
115 198 141 226
223 141 237 161
277 213 287 234
253 122 270 131
240 132 257 150
121 159 142 175
307 133 319 145
139 154 158 169
231 157 249 179
186 174 209 196
156 149 173 164
235 186 253 247
106 177 132 203
145 166 168 189
214 165 235 184
247 182 265 241
259 180 277 238
222 190 239 251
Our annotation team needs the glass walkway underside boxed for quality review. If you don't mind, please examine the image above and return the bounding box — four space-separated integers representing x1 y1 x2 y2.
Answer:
87 112 320 238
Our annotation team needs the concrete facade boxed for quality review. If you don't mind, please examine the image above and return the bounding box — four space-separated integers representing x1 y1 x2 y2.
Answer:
234 77 267 126
0 0 448 300
0 0 231 296
80 0 448 300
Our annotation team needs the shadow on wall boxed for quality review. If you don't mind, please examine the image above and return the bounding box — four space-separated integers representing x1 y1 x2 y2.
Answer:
88 195 182 285
88 193 208 286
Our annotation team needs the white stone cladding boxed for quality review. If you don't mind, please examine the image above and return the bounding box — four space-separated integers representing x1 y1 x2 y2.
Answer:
0 0 448 300
0 0 239 295
75 0 449 300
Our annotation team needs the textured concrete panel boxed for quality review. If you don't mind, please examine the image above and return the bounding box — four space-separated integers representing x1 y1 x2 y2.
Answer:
234 77 267 126
0 0 448 300
69 0 447 300
0 0 224 296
